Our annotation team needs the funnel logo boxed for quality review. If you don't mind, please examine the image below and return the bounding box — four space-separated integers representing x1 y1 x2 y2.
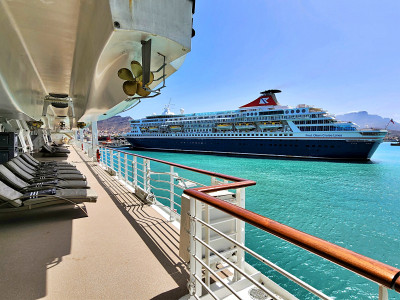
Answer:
259 97 271 104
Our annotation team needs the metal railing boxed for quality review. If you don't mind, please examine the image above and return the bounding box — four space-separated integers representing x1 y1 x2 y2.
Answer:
93 145 399 299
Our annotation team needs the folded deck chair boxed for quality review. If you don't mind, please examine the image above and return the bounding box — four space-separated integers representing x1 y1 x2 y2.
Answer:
0 180 97 211
41 144 70 154
21 153 74 167
51 141 68 148
13 157 81 175
5 161 86 183
0 165 88 191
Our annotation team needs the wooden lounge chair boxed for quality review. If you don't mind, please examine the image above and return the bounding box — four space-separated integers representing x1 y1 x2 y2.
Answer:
40 144 70 156
13 157 81 175
4 161 86 182
21 153 74 167
0 165 88 190
0 180 97 211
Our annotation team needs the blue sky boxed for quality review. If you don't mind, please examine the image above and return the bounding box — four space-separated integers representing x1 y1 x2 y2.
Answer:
120 0 400 121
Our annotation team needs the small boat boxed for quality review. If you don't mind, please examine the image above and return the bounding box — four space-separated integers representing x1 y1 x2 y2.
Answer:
390 141 400 146
148 126 159 132
235 123 256 130
258 121 282 129
170 125 182 132
101 138 130 148
216 123 233 130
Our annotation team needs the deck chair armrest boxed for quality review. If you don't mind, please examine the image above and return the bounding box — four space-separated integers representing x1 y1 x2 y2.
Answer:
30 180 59 186
22 185 62 192
22 188 57 199
34 171 58 176
31 176 58 183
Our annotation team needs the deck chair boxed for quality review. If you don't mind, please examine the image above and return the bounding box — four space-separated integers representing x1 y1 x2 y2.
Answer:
0 180 97 211
21 153 74 167
13 157 81 175
0 165 88 191
4 161 86 183
41 144 70 155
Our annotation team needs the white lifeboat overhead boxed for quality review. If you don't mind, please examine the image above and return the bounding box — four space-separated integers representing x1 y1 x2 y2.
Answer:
0 0 195 128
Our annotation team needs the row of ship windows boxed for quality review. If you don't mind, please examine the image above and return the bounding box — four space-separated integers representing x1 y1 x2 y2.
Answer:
293 120 334 125
298 126 356 131
135 112 323 124
128 133 294 137
150 140 339 149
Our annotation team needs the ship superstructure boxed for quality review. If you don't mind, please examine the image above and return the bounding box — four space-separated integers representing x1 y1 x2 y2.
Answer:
125 90 386 160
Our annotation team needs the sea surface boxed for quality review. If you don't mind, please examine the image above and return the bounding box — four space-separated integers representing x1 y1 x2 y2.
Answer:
119 142 400 299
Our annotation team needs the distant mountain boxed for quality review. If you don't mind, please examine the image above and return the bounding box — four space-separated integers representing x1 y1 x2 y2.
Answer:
336 111 400 131
98 116 132 135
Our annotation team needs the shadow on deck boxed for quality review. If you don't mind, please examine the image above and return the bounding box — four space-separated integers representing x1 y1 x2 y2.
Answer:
0 147 189 299
77 150 189 300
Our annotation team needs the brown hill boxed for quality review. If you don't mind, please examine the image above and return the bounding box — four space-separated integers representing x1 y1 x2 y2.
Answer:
98 116 132 136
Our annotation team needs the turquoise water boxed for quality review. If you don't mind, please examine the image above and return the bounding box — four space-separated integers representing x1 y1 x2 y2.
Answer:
111 143 400 299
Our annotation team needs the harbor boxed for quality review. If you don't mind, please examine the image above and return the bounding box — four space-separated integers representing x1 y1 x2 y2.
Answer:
0 146 189 299
119 142 400 298
0 0 399 299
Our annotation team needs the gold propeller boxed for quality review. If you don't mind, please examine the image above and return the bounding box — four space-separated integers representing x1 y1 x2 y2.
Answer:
117 60 154 97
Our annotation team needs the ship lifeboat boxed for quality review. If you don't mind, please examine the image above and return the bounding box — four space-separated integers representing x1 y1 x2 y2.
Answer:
216 123 233 131
258 121 282 129
170 125 182 132
140 127 148 132
148 126 159 132
235 123 256 130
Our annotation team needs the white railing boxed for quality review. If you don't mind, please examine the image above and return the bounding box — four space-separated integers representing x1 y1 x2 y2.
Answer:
83 144 399 300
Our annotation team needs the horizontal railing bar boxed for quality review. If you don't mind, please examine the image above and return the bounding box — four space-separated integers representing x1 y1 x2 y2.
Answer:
194 255 241 300
187 189 400 291
149 175 206 188
195 237 281 300
149 186 171 193
153 195 170 201
100 146 246 182
176 178 207 187
194 217 332 299
149 178 170 184
99 146 400 293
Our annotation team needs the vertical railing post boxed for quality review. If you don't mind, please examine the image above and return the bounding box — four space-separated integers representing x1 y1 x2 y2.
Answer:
111 149 114 172
379 285 388 300
143 158 147 191
195 198 203 296
106 149 110 167
118 151 121 179
133 156 137 187
189 196 203 297
234 187 246 281
204 203 211 288
211 176 216 185
124 153 128 182
169 166 175 221
146 159 151 194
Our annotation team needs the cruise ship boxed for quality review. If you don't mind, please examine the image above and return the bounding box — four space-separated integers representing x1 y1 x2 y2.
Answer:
1 1 399 299
125 90 387 160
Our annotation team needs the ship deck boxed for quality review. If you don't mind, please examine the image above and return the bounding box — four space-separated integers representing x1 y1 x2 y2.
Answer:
0 146 189 299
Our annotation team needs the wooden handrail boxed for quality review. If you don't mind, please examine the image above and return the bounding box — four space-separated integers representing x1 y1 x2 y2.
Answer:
100 146 400 292
185 188 400 292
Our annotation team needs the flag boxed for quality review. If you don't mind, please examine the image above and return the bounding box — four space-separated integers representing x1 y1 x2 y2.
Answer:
390 118 395 124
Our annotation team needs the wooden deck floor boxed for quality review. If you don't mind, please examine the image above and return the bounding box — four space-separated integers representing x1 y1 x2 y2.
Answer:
0 146 189 300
